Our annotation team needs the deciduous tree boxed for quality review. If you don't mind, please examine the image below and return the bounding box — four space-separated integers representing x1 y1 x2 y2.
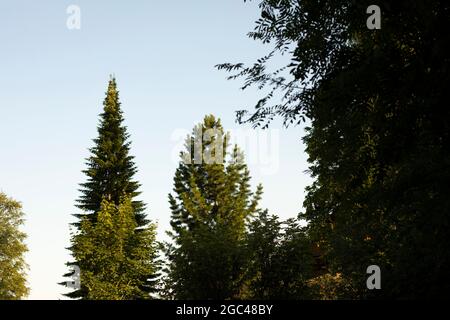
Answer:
0 192 29 299
218 0 450 298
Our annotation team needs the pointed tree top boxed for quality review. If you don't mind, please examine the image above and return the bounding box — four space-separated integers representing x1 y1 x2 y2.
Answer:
104 76 120 113
107 76 117 91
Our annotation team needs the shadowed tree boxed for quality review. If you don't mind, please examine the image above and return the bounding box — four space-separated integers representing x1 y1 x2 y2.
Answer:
218 0 450 298
245 210 315 299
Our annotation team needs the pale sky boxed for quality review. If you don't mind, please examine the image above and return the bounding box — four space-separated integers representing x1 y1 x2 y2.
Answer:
0 0 313 299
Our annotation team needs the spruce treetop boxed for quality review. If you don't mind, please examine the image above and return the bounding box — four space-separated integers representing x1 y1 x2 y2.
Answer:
76 77 146 226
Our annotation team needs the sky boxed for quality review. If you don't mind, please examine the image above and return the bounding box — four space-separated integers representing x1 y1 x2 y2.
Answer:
0 0 313 299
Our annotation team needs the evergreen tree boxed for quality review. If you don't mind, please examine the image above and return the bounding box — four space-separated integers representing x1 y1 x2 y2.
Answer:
64 77 157 299
72 197 159 300
0 192 29 299
76 77 146 226
166 115 262 299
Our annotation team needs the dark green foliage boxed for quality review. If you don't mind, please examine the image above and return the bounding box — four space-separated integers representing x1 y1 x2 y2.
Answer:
76 77 146 226
220 1 450 298
246 210 314 299
166 221 250 299
64 78 158 299
166 115 263 299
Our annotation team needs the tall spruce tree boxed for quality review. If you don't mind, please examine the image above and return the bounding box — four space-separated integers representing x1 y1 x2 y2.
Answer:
165 115 262 299
64 77 157 299
76 77 146 226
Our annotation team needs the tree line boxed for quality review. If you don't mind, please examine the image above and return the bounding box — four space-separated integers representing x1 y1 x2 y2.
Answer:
61 78 321 300
1 0 449 299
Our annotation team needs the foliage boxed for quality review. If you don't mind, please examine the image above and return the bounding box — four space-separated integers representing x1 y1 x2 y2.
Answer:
0 192 29 299
76 77 146 226
166 115 262 299
64 78 158 299
307 273 355 300
219 0 450 298
246 210 314 299
71 197 159 300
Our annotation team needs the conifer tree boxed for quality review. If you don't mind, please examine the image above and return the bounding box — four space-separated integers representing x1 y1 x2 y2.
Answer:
0 192 29 299
166 115 262 299
76 77 146 226
63 77 158 299
72 197 159 300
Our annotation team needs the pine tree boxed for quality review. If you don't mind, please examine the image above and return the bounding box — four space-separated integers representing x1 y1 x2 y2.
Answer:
165 115 262 299
63 77 157 299
0 192 29 299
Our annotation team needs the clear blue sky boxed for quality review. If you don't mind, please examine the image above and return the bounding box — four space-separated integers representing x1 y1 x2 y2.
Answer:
0 0 312 299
